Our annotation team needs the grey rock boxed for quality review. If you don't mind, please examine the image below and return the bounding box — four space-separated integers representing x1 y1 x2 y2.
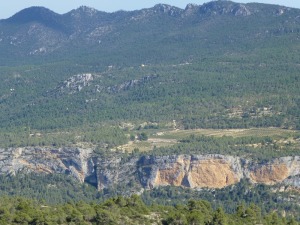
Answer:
0 147 298 192
0 147 94 183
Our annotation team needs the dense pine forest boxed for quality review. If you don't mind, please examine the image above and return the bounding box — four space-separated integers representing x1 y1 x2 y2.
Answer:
0 1 300 138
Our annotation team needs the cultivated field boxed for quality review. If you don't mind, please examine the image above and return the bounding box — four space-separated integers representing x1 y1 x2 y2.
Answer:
116 128 299 152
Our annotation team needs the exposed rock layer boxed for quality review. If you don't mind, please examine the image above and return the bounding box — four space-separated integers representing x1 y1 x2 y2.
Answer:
0 147 94 183
0 147 299 191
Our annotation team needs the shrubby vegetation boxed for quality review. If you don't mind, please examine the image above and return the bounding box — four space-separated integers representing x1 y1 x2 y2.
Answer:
0 174 102 204
0 125 127 148
7 59 299 132
150 134 299 161
142 179 300 221
1 56 300 147
0 1 300 143
0 173 299 222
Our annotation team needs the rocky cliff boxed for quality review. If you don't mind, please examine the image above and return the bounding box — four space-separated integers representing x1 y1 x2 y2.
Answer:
138 155 300 189
0 147 299 191
0 147 95 183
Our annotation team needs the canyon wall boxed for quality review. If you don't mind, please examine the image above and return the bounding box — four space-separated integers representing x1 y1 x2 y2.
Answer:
0 147 94 183
138 155 300 189
0 147 299 191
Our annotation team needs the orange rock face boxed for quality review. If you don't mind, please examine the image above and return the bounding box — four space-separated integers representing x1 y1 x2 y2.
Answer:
154 165 185 186
250 163 289 185
188 159 238 188
144 155 300 190
152 157 239 189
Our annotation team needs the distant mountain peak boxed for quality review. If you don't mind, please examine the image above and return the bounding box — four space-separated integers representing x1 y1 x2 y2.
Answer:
6 6 59 24
199 1 252 16
184 3 200 15
153 3 172 8
76 6 98 14
151 4 182 16
69 5 99 19
185 3 199 10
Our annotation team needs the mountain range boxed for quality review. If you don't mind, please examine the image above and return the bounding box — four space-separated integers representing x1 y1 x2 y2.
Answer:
0 1 299 66
0 0 299 132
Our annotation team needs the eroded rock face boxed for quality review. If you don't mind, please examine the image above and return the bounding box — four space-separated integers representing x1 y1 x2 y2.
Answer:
96 155 139 191
198 1 252 16
0 147 299 192
152 156 190 187
188 159 238 188
137 155 300 190
0 147 94 183
249 157 300 185
250 163 289 184
58 73 95 94
140 155 243 189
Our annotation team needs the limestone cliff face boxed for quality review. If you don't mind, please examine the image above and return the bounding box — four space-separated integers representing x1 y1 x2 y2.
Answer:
139 155 300 189
0 147 94 183
139 155 243 189
187 157 241 188
0 147 299 192
248 157 300 185
95 156 138 191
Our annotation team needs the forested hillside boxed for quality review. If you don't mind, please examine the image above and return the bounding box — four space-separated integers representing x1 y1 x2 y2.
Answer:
0 0 300 137
0 195 296 224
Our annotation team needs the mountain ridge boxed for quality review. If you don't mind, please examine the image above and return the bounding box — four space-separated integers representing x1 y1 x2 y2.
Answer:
2 0 296 21
0 0 297 66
